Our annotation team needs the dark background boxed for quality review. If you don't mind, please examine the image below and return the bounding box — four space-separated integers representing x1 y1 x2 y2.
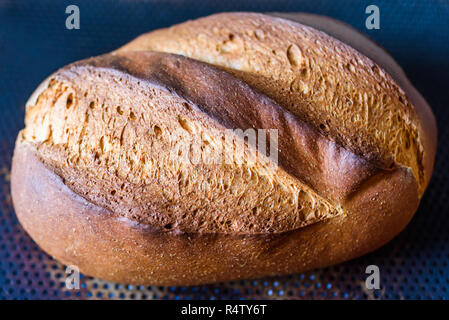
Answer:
0 0 448 299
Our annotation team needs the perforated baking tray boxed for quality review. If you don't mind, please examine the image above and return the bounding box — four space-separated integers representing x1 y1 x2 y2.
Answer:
1 0 448 300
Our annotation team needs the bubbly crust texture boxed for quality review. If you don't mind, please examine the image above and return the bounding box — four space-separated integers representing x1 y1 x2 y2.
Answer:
11 12 436 285
21 52 352 234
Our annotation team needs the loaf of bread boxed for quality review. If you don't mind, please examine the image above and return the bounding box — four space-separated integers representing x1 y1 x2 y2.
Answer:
11 12 436 285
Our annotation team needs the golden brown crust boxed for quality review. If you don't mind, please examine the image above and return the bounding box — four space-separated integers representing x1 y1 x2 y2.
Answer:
118 12 434 195
11 12 436 285
12 142 418 285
